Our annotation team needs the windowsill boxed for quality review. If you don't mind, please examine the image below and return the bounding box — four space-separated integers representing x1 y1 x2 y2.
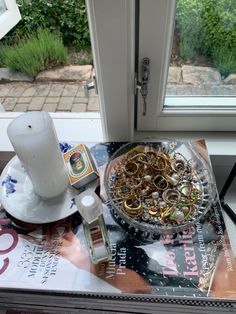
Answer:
0 112 104 151
1 112 236 156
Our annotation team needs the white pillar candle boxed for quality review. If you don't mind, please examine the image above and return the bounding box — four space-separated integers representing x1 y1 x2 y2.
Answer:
7 112 68 198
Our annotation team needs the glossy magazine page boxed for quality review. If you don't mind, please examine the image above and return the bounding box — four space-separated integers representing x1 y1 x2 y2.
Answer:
0 141 235 300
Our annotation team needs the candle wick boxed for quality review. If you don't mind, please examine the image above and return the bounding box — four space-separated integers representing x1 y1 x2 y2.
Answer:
28 125 32 129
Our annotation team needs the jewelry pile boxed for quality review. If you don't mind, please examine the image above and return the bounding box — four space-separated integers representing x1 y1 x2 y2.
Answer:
106 144 213 232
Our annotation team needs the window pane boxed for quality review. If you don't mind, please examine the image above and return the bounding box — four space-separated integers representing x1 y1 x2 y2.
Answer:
166 0 236 106
0 0 7 15
0 1 100 115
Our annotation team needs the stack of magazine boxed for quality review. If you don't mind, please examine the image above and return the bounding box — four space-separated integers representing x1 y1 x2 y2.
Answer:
0 141 235 314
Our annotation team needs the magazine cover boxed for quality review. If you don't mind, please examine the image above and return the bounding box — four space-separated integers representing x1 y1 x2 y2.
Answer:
0 141 235 301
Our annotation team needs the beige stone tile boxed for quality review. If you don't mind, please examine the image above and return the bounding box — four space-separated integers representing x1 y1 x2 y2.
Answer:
2 98 17 111
17 97 32 104
22 86 37 97
62 85 79 97
13 103 28 112
71 103 87 112
45 97 60 103
28 97 45 110
0 86 11 97
42 103 57 112
57 97 74 111
48 84 65 97
74 97 88 104
8 86 25 97
34 84 51 96
87 97 99 111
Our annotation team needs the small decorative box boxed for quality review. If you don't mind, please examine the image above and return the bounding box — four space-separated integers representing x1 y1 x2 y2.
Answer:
63 144 99 189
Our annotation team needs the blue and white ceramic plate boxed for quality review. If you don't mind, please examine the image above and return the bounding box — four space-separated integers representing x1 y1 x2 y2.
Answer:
0 154 98 224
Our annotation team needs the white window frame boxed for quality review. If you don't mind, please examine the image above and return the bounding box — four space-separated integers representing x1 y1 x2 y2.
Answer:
136 0 236 132
86 0 135 141
0 0 21 39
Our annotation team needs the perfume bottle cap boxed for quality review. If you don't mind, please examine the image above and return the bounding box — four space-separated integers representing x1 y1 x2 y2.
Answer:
75 190 102 224
81 195 96 209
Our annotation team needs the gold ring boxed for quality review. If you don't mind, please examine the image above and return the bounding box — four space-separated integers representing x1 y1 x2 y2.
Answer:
171 159 186 173
141 186 155 198
162 189 181 204
117 186 131 198
126 177 142 188
131 153 148 164
124 162 139 176
146 151 157 161
153 175 168 190
151 155 168 171
148 208 159 216
123 199 143 217
178 182 192 197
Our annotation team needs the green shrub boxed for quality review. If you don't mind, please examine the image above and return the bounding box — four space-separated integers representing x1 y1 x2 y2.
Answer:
202 0 236 54
2 0 90 50
0 45 9 67
176 0 236 75
179 39 196 61
3 29 68 77
212 46 236 77
176 0 206 60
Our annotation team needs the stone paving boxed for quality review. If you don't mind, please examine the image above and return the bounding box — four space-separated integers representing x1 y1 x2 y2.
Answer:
0 65 99 113
167 65 236 96
1 64 236 113
0 81 99 112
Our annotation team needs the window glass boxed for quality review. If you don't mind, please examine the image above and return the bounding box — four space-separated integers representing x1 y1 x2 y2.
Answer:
166 0 236 105
0 1 99 115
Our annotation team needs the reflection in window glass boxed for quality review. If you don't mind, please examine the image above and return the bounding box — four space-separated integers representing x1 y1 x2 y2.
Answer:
0 0 7 15
166 0 236 99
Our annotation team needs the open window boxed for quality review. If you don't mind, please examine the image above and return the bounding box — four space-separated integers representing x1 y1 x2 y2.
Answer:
0 0 21 39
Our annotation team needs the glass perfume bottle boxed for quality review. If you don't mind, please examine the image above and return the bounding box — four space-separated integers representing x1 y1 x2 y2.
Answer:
75 190 111 264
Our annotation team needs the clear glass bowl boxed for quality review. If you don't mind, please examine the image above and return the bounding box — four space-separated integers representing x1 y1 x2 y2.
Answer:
104 140 217 237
